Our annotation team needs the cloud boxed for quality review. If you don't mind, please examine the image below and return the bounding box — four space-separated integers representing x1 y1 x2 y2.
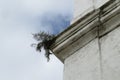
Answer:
39 13 71 34
0 24 64 80
0 0 73 80
0 0 73 32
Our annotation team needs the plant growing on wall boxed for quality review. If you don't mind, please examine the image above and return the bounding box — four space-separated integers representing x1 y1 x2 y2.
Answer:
31 31 56 61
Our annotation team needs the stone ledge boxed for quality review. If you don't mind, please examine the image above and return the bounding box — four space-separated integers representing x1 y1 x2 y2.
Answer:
50 0 120 63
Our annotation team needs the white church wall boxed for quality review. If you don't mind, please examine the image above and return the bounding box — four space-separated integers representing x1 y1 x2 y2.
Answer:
100 26 120 80
72 0 109 23
73 0 94 23
64 39 101 80
95 0 109 8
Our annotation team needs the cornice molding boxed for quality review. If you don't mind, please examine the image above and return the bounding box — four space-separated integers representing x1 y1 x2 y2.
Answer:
51 0 120 63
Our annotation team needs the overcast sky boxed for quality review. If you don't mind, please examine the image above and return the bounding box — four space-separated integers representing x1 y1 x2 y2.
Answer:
0 0 73 80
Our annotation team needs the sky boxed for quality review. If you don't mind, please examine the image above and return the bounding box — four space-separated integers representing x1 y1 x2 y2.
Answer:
0 0 73 80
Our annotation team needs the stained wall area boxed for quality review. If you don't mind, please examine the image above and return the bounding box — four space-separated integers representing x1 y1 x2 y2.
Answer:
51 0 120 80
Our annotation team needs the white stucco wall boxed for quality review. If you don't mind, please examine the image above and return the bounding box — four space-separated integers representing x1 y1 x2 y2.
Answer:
63 1 120 79
73 0 93 23
100 26 120 80
63 26 120 80
74 0 93 19
64 39 101 80
72 0 109 23
95 0 109 8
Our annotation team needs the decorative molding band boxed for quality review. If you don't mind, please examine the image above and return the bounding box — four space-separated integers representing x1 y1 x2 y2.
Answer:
50 0 120 63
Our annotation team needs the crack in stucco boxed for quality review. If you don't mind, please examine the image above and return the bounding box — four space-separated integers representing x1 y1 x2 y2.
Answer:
97 9 104 80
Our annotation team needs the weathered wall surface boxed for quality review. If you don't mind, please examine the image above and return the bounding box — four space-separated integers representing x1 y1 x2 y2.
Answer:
63 1 120 80
64 39 101 80
63 26 120 80
100 26 120 80
72 0 109 23
73 0 93 20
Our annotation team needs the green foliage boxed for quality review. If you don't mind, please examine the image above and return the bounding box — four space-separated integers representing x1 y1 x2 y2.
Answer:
31 31 56 61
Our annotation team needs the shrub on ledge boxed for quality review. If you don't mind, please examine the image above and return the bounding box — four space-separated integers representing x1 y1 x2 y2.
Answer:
31 31 56 61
